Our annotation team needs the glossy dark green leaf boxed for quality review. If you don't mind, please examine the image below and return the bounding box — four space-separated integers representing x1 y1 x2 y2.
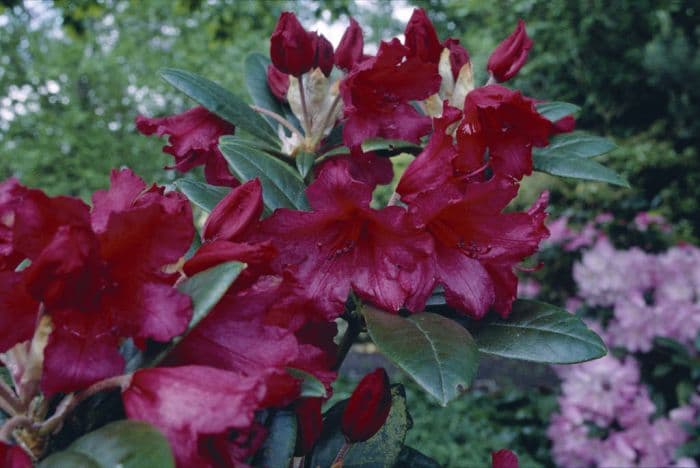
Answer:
160 68 278 146
287 367 327 398
536 101 580 121
306 385 410 468
320 138 421 158
39 420 174 468
363 307 479 406
244 53 301 134
220 136 310 211
295 151 315 179
533 153 630 187
396 446 441 468
173 178 230 213
534 132 616 159
178 261 246 332
473 299 607 364
253 410 297 468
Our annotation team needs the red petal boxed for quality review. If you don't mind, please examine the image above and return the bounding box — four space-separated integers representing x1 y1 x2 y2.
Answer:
270 12 315 76
341 368 392 442
404 8 442 64
0 442 32 468
91 169 147 233
335 18 364 71
267 64 290 101
203 179 263 242
0 271 38 352
487 19 533 82
492 449 519 468
294 398 323 455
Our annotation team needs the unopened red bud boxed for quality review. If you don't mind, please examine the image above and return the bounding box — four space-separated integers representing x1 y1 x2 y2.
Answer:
487 20 533 82
202 179 263 242
267 65 290 101
310 32 334 76
294 397 323 456
404 8 442 63
270 12 315 77
334 18 363 71
341 368 391 443
492 449 519 468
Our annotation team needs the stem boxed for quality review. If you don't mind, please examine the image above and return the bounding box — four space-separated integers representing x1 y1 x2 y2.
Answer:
334 313 362 371
39 373 132 436
316 93 342 142
250 105 304 141
298 74 312 135
0 415 34 444
331 441 351 467
0 379 21 416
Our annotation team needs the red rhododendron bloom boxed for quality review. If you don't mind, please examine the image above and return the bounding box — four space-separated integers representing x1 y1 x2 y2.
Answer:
492 449 519 468
309 31 334 76
0 169 194 395
270 12 315 77
267 64 289 101
341 368 392 443
340 39 441 152
404 8 442 64
334 18 364 72
135 106 237 187
487 19 533 82
257 160 432 317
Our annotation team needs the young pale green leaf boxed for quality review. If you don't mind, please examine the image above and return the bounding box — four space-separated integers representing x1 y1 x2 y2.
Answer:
173 178 230 213
533 153 630 187
244 53 302 134
473 299 607 364
178 261 246 331
219 136 310 211
287 367 328 398
307 385 410 468
295 151 315 179
362 307 479 406
320 138 421 158
253 410 297 468
159 68 278 146
535 132 616 159
39 420 174 468
536 101 580 121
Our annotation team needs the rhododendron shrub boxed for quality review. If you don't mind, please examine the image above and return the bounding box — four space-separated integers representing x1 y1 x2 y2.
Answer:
0 9 624 466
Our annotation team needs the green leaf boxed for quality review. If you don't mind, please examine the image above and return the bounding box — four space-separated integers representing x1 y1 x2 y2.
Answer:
534 132 616 159
173 178 230 213
244 53 301 134
296 151 315 179
396 446 441 468
536 101 580 121
473 299 607 364
321 138 421 158
39 420 174 468
253 410 297 468
160 68 278 146
533 153 630 187
307 385 410 468
219 136 310 211
287 368 327 398
363 307 479 406
177 261 246 332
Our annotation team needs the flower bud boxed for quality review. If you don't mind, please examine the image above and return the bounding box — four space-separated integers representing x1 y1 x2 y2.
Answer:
267 65 289 101
334 18 363 72
341 368 391 443
404 8 442 63
202 178 263 242
294 397 323 455
310 32 334 76
487 20 533 82
270 12 315 77
492 449 519 468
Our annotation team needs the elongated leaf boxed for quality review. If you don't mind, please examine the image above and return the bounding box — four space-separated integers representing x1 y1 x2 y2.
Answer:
397 446 441 468
39 420 174 468
536 101 580 121
321 138 421 158
363 307 479 406
295 151 315 179
307 385 410 468
160 68 278 146
533 153 630 187
244 53 302 134
535 132 616 159
473 299 607 364
287 367 327 398
178 261 246 332
173 179 230 213
220 136 309 211
253 410 297 468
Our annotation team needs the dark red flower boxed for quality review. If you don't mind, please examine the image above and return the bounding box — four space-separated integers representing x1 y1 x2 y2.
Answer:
0 442 32 468
267 64 290 101
309 32 334 76
340 39 441 152
341 368 392 443
487 19 533 83
257 160 433 317
135 106 237 187
404 8 442 64
492 449 519 468
270 12 315 77
294 397 323 455
335 18 364 72
315 151 393 188
0 271 37 353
